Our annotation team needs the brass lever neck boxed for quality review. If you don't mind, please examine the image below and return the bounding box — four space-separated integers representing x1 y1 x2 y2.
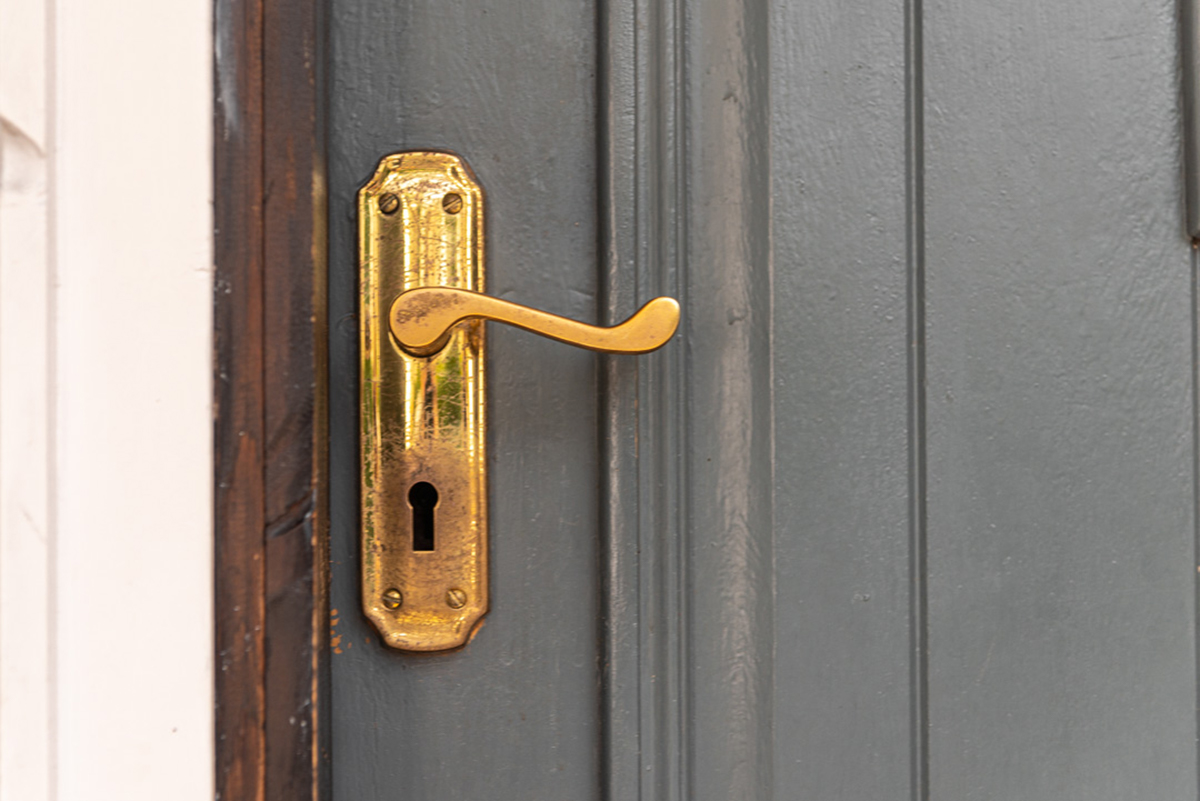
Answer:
390 288 680 357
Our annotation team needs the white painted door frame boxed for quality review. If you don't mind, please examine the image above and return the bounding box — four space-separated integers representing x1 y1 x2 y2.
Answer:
0 1 213 798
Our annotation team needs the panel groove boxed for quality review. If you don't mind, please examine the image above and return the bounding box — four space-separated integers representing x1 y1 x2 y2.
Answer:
1183 0 1200 239
904 0 930 797
667 0 689 794
1193 243 1200 801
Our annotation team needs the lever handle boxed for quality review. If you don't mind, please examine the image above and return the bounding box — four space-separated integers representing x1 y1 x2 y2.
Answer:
390 287 680 357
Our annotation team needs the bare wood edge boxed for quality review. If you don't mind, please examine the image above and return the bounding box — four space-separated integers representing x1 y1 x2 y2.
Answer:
214 0 329 798
214 0 266 798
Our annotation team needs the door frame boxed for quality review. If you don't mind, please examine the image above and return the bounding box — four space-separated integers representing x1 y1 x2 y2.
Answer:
213 0 329 798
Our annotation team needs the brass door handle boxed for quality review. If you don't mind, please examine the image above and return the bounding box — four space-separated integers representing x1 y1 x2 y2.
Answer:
389 287 680 357
360 150 680 652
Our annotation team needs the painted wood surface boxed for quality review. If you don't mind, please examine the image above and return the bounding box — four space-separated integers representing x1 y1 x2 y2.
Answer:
771 0 917 796
0 0 213 798
327 0 601 798
924 1 1196 797
325 0 1200 798
0 2 51 796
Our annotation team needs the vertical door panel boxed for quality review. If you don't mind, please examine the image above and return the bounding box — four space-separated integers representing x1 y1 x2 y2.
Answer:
770 0 917 796
925 1 1197 798
328 1 600 797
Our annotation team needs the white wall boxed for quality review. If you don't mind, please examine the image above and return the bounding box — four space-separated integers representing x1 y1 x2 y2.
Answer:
0 1 214 799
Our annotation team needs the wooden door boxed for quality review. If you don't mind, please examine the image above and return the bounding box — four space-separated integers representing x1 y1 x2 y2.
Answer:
320 0 1198 798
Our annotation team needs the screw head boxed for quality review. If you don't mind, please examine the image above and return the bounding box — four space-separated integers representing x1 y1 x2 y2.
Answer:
446 588 467 609
378 193 400 215
382 588 403 609
442 192 463 214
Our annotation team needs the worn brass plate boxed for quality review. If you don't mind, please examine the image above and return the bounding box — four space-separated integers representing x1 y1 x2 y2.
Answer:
359 152 486 651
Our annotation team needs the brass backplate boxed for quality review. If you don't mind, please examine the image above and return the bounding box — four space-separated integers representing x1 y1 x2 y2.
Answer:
359 152 487 652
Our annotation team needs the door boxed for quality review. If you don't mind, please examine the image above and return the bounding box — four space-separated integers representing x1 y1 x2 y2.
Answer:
326 0 1197 798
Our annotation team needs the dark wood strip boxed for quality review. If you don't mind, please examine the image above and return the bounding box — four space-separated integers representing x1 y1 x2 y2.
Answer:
215 0 326 797
214 0 267 798
262 0 326 797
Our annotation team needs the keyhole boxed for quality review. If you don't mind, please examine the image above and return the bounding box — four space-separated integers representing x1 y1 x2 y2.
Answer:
409 481 438 551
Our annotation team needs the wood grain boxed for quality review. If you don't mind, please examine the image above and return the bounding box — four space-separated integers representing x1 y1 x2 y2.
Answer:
214 0 326 797
925 1 1196 797
769 0 916 795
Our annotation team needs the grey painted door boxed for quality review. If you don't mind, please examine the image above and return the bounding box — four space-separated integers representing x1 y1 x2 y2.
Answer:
327 0 1197 798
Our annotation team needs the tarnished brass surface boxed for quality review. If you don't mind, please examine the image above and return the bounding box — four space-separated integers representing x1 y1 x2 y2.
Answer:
359 152 486 651
390 288 680 357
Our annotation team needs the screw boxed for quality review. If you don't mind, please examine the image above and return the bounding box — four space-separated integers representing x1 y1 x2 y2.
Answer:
382 588 403 609
378 193 400 215
442 192 463 214
446 588 467 609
